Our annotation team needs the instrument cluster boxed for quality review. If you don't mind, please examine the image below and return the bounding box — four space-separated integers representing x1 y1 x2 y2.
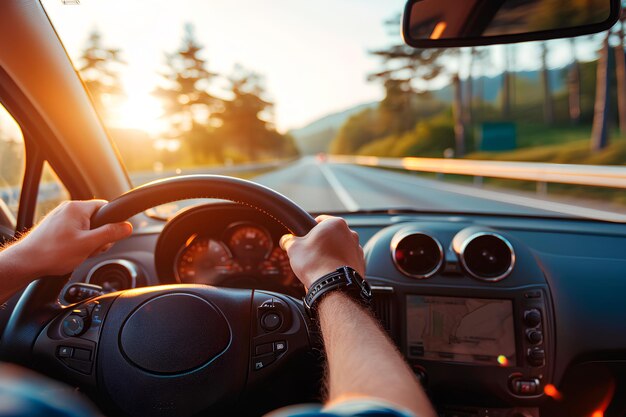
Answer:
155 204 303 297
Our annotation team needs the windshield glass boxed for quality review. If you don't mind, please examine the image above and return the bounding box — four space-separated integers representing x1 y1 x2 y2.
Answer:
42 0 626 222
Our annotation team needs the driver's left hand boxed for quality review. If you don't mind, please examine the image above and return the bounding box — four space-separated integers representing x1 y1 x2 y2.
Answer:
9 200 132 279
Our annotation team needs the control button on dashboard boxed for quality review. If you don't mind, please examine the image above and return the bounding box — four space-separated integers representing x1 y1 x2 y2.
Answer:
527 347 545 367
511 378 540 395
73 348 92 361
261 312 282 331
57 346 73 358
523 309 542 327
62 315 86 337
255 343 273 355
253 354 275 371
526 329 543 345
274 341 286 352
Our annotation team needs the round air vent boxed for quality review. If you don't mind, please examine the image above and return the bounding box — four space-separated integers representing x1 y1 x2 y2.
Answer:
391 232 444 279
86 260 139 292
459 233 515 282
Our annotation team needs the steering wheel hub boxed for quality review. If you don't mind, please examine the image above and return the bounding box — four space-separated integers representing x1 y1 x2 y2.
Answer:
119 293 230 374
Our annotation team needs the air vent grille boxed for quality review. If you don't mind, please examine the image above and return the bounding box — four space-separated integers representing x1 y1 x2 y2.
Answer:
371 287 394 336
86 260 138 292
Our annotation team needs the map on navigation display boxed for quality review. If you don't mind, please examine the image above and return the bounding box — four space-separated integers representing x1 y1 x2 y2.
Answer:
406 295 516 365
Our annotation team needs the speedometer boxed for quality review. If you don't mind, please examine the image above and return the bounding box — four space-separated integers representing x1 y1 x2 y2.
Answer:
175 235 237 284
225 223 272 271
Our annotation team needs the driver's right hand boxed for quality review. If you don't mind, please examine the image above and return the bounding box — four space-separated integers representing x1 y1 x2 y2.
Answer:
279 215 365 290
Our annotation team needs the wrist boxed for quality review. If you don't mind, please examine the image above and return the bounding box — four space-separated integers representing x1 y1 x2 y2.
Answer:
301 264 362 289
304 266 372 319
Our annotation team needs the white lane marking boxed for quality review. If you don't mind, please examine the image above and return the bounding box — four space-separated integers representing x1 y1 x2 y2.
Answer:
363 166 626 223
318 163 360 211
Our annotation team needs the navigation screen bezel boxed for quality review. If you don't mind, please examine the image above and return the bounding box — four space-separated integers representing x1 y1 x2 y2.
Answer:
405 294 517 366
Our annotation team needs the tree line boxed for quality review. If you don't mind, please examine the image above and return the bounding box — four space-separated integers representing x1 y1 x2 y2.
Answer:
331 6 626 163
78 25 298 171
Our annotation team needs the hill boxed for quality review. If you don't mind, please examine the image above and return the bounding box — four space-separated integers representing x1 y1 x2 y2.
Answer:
291 68 568 155
289 102 377 155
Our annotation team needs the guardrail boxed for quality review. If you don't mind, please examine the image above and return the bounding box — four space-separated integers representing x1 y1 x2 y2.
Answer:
0 158 296 211
328 155 626 191
129 158 296 185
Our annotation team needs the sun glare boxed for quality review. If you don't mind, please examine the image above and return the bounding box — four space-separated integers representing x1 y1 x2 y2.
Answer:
111 85 164 135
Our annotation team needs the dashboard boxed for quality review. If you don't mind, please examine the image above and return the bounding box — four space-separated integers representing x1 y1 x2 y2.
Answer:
61 203 626 417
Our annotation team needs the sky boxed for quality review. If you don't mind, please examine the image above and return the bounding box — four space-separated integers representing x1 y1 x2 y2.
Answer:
42 0 409 133
40 0 602 135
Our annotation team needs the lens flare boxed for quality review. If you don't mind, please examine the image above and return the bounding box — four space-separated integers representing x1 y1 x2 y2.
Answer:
544 384 563 400
496 355 509 366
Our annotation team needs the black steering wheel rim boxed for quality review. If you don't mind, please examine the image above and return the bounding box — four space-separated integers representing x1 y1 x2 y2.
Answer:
91 174 317 236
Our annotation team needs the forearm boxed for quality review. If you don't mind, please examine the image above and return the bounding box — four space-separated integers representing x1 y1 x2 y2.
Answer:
0 241 40 303
318 292 435 417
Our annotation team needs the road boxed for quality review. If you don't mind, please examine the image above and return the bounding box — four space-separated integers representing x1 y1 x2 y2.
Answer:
253 157 626 222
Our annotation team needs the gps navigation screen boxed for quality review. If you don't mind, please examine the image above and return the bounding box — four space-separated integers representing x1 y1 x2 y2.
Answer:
406 295 516 366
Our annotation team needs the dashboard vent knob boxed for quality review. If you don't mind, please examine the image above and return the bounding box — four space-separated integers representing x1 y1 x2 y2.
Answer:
86 259 139 292
391 232 444 279
457 232 515 282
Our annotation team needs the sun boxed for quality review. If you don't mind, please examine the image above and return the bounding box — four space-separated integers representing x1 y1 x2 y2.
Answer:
109 83 164 135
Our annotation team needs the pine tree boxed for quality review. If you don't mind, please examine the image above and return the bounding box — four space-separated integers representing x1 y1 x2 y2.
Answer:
154 24 219 140
78 30 125 120
216 67 296 161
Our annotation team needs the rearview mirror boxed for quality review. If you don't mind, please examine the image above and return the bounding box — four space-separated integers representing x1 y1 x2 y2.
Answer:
402 0 621 48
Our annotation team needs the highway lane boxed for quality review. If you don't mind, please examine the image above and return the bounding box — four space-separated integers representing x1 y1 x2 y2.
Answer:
254 157 626 222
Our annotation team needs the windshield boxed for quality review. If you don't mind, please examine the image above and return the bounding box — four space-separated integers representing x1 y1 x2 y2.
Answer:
41 0 626 222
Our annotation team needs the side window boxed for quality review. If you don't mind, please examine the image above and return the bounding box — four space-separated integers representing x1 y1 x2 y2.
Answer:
35 162 70 222
0 101 70 228
0 102 25 223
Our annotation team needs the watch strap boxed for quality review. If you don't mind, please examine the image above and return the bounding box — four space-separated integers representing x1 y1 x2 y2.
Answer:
304 266 372 318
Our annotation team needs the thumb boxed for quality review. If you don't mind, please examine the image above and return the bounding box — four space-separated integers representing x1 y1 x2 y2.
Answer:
85 222 133 247
279 234 295 252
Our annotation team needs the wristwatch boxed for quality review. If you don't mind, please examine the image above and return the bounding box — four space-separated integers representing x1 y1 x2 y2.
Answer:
303 266 372 318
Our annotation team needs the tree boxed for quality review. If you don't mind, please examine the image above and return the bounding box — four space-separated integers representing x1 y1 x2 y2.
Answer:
591 32 613 151
78 30 125 120
215 67 296 160
540 42 555 125
154 24 219 141
567 38 582 124
614 11 626 134
501 45 514 119
369 17 467 154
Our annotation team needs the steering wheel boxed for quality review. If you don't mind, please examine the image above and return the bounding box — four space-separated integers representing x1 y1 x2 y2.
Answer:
0 175 319 417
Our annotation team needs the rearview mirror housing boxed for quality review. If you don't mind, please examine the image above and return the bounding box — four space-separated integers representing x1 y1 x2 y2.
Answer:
402 0 621 48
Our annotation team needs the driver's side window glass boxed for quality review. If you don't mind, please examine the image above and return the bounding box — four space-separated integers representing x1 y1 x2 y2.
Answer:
0 102 25 224
35 162 70 222
35 162 70 224
0 101 70 229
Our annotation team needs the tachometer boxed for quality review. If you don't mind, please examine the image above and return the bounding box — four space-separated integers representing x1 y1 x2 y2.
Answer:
175 235 237 284
260 247 300 288
225 223 272 271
